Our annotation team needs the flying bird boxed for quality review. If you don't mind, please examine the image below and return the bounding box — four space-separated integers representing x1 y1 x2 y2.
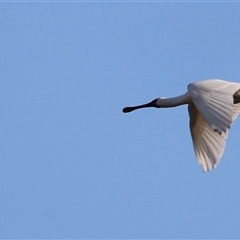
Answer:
122 79 240 172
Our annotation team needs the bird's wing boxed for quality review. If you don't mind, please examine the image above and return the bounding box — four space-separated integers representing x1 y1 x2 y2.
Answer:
188 103 228 172
188 79 240 134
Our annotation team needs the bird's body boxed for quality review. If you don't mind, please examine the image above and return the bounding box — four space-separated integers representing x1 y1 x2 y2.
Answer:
123 79 240 172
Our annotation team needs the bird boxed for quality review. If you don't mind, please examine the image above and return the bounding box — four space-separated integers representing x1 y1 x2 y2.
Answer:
122 79 240 172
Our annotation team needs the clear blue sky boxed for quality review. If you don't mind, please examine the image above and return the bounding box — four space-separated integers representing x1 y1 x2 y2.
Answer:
1 2 240 239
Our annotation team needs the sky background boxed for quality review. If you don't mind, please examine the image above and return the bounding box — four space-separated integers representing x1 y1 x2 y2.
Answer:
1 2 240 239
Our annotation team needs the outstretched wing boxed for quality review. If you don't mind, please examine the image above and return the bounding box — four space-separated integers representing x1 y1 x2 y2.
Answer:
188 79 240 134
188 103 227 172
187 79 240 171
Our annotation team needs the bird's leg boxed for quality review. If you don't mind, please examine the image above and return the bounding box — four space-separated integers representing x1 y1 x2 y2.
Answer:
233 89 240 104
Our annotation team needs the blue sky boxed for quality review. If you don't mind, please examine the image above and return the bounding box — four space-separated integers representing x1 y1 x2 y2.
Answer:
1 2 240 239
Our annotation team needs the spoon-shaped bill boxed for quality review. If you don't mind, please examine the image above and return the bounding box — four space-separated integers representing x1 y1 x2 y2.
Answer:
122 106 140 113
122 99 158 113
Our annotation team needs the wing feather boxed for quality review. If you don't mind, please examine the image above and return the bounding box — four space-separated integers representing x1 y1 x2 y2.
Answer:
188 79 240 134
188 103 228 172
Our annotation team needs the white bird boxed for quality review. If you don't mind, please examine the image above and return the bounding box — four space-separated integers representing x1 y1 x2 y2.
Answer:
123 79 240 172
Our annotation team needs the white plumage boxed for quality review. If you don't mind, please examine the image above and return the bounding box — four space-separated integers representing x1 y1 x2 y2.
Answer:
123 79 240 172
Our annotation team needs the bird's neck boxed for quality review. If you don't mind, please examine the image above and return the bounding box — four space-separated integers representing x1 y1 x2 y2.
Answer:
157 92 191 108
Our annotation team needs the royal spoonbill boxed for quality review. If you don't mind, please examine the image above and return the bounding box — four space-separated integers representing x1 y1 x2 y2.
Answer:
122 79 240 172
